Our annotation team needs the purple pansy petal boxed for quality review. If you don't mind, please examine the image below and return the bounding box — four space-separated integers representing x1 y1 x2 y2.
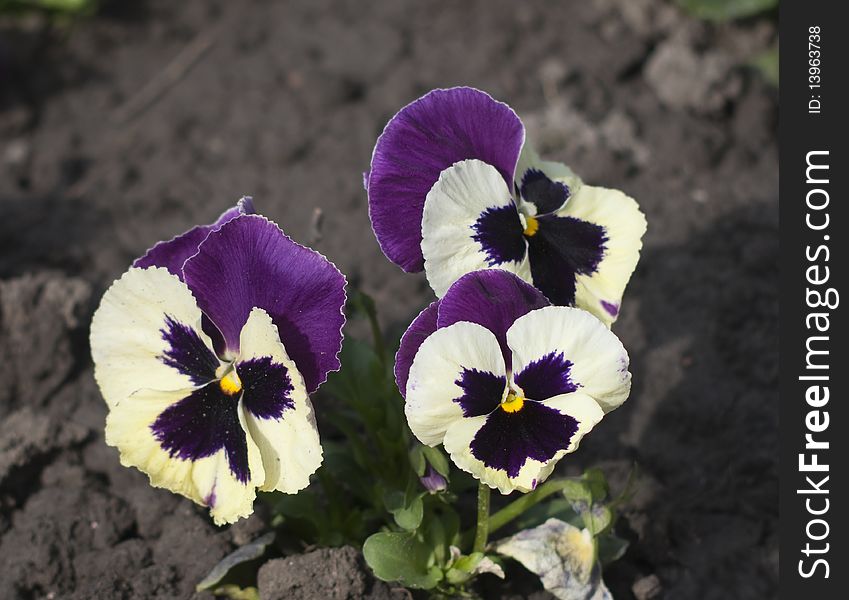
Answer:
395 301 440 398
469 401 578 479
513 352 578 401
183 215 346 393
134 196 255 279
214 196 255 225
526 214 607 306
437 270 549 365
420 464 448 493
368 87 526 272
151 383 251 483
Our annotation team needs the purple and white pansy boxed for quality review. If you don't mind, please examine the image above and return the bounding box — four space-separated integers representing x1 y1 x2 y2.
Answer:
366 87 646 326
396 270 630 494
90 200 346 524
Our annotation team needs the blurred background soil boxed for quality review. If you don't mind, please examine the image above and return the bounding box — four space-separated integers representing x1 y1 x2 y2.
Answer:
0 0 777 598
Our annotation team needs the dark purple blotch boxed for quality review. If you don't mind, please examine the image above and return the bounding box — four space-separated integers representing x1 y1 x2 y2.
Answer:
470 401 578 478
514 352 578 401
601 301 619 317
239 357 295 420
159 315 219 385
520 169 571 215
454 368 506 417
526 215 607 306
471 205 526 266
151 384 250 483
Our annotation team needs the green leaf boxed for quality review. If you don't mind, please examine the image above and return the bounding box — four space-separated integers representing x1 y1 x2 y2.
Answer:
583 468 609 503
512 498 581 532
597 533 630 565
676 0 778 22
196 532 275 591
421 446 451 478
409 446 427 477
394 495 424 530
561 479 592 508
422 506 460 565
383 490 424 531
583 504 613 536
363 532 443 589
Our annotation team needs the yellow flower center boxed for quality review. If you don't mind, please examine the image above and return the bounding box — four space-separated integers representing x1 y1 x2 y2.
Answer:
523 216 539 237
219 369 242 396
500 392 525 413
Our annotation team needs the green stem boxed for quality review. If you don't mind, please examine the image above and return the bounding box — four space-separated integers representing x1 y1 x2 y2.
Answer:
473 483 491 553
487 478 572 535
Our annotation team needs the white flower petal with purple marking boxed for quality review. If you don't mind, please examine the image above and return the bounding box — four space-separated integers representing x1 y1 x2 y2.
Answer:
442 392 602 494
237 307 322 494
514 144 583 217
421 159 531 297
507 306 631 413
90 266 219 409
399 271 631 494
96 283 324 524
561 186 647 326
405 321 507 446
105 385 265 525
368 87 525 273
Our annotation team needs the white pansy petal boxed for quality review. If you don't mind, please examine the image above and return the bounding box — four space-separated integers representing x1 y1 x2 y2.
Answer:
443 392 601 494
405 321 507 446
442 414 546 494
105 386 264 525
560 185 646 326
237 307 322 494
507 306 631 412
91 266 220 408
421 159 531 297
540 393 605 452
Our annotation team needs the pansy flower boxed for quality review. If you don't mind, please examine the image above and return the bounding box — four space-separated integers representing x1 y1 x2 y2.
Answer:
366 87 646 325
395 270 630 493
90 200 346 524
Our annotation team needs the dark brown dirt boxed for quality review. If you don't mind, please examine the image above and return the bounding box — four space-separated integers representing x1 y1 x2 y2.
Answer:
0 0 777 598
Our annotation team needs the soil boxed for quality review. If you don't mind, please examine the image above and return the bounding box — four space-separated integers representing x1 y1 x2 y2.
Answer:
0 0 777 598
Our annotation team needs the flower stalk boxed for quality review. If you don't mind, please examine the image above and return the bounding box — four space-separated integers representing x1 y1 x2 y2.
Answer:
473 482 491 553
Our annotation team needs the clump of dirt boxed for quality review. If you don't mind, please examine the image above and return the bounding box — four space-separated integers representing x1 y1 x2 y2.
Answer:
258 546 399 600
0 0 777 597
